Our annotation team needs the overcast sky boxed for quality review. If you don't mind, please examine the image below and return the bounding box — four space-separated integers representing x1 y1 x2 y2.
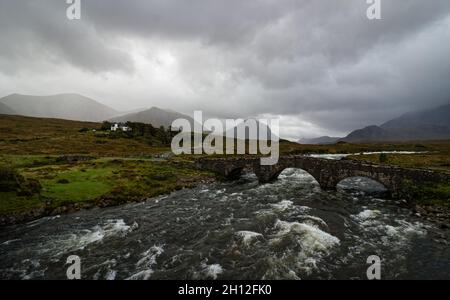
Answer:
1 0 449 140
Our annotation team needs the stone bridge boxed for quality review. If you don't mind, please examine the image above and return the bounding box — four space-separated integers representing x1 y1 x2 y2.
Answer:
196 156 450 199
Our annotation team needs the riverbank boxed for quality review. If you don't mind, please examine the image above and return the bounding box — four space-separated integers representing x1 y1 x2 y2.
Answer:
347 152 450 229
0 155 216 226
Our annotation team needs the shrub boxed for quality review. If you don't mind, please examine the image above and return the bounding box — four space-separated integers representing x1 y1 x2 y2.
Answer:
149 173 171 181
0 164 21 192
379 153 389 163
100 121 112 131
26 178 42 194
0 164 42 195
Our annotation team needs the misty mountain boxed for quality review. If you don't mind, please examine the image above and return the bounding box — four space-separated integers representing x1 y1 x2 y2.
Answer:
342 126 391 142
298 136 341 145
223 120 278 141
342 103 450 142
0 94 119 122
110 107 196 129
381 104 450 130
0 102 16 115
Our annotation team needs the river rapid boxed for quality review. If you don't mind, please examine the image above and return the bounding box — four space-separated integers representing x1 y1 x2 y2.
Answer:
0 168 449 280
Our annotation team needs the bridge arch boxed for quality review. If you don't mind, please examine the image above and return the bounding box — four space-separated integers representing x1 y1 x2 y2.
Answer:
329 170 395 192
336 176 389 195
253 164 325 189
273 167 322 186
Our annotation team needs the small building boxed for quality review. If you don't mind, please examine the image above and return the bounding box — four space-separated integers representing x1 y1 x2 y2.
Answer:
111 123 131 132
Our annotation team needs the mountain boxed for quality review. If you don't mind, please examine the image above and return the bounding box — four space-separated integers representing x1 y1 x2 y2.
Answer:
0 102 16 115
0 93 119 122
223 120 278 141
110 107 196 129
342 126 391 142
298 136 341 145
381 104 450 130
342 103 450 142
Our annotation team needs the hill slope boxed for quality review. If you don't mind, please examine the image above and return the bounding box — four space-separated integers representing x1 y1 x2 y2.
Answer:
110 107 195 128
0 102 16 115
342 103 450 142
381 104 450 130
0 115 168 156
298 136 341 145
224 120 278 141
0 94 119 122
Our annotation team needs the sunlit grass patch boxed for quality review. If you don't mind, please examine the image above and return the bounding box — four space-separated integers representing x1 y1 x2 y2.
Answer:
40 167 115 205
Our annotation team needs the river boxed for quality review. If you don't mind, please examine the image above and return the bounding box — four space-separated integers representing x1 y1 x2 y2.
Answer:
0 168 449 280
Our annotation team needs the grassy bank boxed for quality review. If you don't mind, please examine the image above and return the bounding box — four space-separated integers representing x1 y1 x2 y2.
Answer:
0 155 215 225
347 152 450 173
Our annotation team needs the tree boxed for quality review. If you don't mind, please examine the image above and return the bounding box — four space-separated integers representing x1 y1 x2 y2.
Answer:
101 121 112 131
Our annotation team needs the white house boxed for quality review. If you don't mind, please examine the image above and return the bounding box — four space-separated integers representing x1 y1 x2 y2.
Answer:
111 123 131 132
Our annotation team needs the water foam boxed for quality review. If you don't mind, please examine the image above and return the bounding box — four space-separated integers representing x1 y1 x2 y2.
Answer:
263 219 340 278
127 245 164 280
207 264 224 279
201 263 224 279
270 200 294 211
347 209 429 269
55 219 133 254
236 231 263 246
273 220 340 253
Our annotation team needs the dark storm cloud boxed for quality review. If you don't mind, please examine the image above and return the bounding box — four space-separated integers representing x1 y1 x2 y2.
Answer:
0 0 133 73
1 0 450 138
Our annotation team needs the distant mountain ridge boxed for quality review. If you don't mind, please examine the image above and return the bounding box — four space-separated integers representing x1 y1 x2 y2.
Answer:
0 93 119 122
341 103 450 142
4 93 449 142
297 103 450 144
110 106 196 129
0 102 16 115
0 93 199 130
223 120 278 141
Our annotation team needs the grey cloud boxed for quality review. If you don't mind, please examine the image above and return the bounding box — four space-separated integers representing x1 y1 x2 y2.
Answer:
0 0 449 139
0 0 133 74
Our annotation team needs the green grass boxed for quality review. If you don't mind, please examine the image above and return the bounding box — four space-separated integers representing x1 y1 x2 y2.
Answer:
407 183 450 206
0 193 43 214
347 153 450 173
0 154 60 169
40 167 114 205
0 157 215 216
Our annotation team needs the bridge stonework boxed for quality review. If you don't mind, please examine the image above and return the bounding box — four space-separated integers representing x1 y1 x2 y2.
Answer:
196 156 450 199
